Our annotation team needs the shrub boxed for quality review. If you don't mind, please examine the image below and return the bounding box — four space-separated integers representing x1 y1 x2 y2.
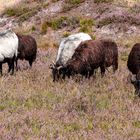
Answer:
31 26 36 31
63 32 71 37
50 16 68 30
5 7 30 17
79 19 94 33
41 22 48 34
4 2 41 22
41 16 80 33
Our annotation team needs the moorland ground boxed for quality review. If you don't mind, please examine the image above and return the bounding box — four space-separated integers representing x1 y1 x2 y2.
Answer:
0 0 140 139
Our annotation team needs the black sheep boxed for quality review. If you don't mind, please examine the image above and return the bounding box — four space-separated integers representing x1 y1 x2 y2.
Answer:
16 34 37 70
127 43 140 96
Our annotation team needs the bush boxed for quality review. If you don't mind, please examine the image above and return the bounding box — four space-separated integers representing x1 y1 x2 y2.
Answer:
4 2 41 22
79 19 94 33
31 26 36 31
5 7 30 17
41 16 80 33
41 22 48 34
63 32 71 37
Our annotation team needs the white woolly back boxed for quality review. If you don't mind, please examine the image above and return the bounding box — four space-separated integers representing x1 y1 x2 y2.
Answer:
56 32 91 65
0 29 18 62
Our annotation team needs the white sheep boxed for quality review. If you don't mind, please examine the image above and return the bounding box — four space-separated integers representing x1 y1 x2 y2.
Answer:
0 29 18 75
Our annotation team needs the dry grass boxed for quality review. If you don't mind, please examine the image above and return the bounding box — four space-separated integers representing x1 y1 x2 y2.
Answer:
0 0 140 139
0 45 140 139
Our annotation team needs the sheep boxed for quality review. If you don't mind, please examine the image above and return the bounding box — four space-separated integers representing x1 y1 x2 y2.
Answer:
0 29 18 75
127 43 140 96
50 32 91 81
15 34 37 70
59 39 118 80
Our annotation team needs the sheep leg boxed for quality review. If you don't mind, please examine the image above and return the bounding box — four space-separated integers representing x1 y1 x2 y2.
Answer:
7 61 11 73
15 58 19 71
8 58 15 75
88 70 94 79
113 60 118 73
0 63 2 76
29 59 33 68
10 60 15 75
100 65 105 77
52 69 57 82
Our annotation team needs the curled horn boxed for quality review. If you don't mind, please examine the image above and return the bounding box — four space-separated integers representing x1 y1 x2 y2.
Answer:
57 65 63 70
52 61 55 65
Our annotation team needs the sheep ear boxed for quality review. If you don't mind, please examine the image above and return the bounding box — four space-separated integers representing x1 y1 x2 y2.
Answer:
49 64 55 69
131 75 136 84
57 66 63 70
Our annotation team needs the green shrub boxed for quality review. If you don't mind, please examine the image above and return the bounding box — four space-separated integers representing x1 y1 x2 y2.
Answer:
79 19 94 33
4 3 41 21
31 26 36 31
5 7 30 17
41 16 80 32
41 22 48 34
132 121 140 128
63 32 71 37
51 16 68 30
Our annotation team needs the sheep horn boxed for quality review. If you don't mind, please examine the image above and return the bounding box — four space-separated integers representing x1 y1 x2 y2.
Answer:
52 61 55 65
57 66 63 70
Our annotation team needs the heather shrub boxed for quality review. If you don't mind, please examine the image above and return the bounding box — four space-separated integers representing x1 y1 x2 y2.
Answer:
41 16 80 33
63 32 71 37
79 19 94 33
4 1 41 22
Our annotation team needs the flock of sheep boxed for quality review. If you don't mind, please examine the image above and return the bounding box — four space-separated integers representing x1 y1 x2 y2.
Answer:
0 29 139 96
0 29 37 75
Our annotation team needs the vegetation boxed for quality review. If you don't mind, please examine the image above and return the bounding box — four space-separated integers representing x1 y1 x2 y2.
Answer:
4 1 41 22
63 31 71 37
0 46 140 139
79 18 94 33
41 16 80 33
62 0 85 12
41 16 95 34
94 0 114 4
1 0 140 139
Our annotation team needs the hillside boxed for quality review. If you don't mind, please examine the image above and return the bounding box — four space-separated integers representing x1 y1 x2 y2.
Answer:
1 0 140 46
0 0 140 139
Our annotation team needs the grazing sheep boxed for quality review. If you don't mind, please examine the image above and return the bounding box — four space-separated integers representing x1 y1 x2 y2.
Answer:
101 40 118 72
50 32 91 81
59 39 118 80
127 43 140 96
60 40 106 79
16 34 37 70
0 29 18 75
